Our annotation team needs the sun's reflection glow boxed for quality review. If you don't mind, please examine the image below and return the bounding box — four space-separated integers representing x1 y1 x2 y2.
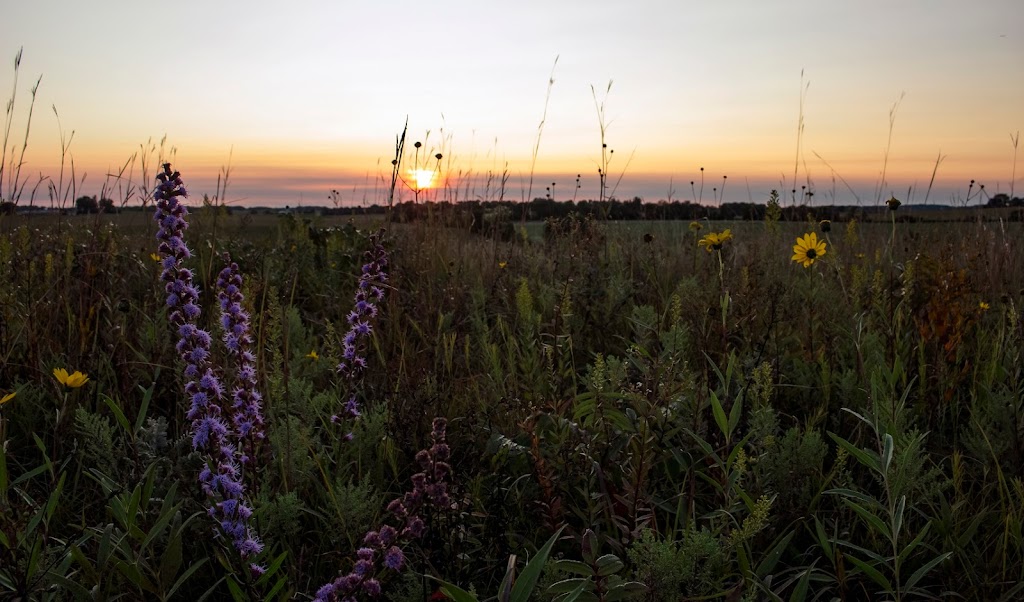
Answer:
410 169 435 189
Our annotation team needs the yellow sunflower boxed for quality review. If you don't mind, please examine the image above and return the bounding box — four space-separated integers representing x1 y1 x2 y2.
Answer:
792 232 827 267
53 368 90 388
697 229 733 252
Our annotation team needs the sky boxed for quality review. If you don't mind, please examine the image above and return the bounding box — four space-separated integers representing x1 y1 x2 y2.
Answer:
1 0 1022 208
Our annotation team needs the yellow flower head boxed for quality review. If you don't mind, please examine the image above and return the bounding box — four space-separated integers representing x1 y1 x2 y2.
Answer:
150 252 161 262
689 221 703 232
979 301 990 311
792 232 827 267
498 261 508 269
306 350 319 361
697 229 733 252
0 391 15 406
53 368 90 388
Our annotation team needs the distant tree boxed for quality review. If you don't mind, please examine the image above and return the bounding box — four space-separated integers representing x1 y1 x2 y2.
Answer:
0 201 15 215
75 195 99 214
988 193 1010 208
99 197 115 213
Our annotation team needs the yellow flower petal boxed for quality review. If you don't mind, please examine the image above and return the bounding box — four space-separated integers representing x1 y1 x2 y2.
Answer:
54 368 88 388
0 391 15 406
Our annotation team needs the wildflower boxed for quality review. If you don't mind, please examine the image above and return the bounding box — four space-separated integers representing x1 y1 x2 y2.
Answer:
886 196 901 211
819 219 831 233
979 301 990 311
336 230 388 382
697 229 733 252
216 256 266 463
53 368 89 388
150 252 161 261
0 391 14 406
154 164 262 563
313 418 451 601
689 221 703 232
307 350 320 360
792 232 827 268
498 261 507 269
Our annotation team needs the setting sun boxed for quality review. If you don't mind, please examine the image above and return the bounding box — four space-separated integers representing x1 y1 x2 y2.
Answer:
410 169 435 190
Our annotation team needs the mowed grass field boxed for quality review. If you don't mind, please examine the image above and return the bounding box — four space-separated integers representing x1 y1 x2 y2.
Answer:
1 205 1023 601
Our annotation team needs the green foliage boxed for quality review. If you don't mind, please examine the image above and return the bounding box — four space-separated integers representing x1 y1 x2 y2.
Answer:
626 529 727 600
3 213 1024 599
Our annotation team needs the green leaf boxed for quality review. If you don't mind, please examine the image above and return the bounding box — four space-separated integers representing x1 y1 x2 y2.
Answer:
0 441 8 492
594 553 624 577
604 582 645 602
903 552 951 592
788 565 813 602
897 523 931 564
710 391 729 437
828 432 880 473
551 559 592 576
256 551 289 587
845 554 892 592
582 529 598 564
881 433 894 474
548 577 591 594
226 575 246 602
756 530 795 578
158 529 183 593
436 580 480 602
510 525 566 602
812 517 833 560
135 374 158 434
103 394 133 436
892 495 905 540
841 499 891 541
170 559 211 600
728 390 743 434
554 582 587 602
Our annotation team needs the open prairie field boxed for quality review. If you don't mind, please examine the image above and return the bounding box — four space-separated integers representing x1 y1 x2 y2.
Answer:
2 188 1023 601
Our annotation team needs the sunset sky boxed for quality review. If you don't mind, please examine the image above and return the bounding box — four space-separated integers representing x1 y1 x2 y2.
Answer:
2 0 1022 207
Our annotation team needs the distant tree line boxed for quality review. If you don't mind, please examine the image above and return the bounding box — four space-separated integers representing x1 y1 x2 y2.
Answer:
73 196 117 214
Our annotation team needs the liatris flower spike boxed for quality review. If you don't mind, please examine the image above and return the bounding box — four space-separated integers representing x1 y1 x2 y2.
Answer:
216 254 266 464
154 164 263 564
313 418 451 601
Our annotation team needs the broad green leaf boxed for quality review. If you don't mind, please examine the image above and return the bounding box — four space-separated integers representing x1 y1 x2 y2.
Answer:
510 525 566 602
594 553 623 576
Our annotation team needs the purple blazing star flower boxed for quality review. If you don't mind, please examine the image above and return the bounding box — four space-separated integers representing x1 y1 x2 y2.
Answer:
336 230 388 385
154 164 263 564
311 418 452 601
216 255 266 463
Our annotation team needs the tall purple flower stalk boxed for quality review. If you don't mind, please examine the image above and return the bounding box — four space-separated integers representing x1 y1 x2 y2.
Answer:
314 418 452 602
337 230 388 379
154 163 263 563
332 230 388 429
216 255 265 465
